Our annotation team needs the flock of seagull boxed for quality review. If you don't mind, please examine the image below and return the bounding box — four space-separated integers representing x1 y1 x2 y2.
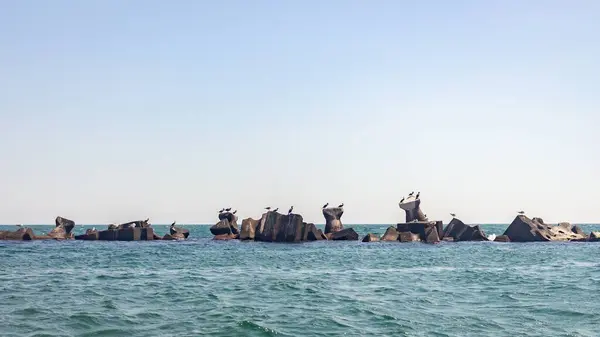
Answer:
216 203 345 217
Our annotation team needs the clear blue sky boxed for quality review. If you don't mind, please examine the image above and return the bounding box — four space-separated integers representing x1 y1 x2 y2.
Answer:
1 0 599 224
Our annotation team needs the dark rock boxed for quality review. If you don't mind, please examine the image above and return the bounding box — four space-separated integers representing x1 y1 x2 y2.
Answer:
398 196 428 222
328 228 359 241
48 216 76 239
494 235 510 242
588 232 600 242
74 228 99 240
398 232 421 242
170 223 189 239
443 218 488 242
96 227 154 241
302 223 326 241
323 207 344 234
55 216 75 234
255 211 305 242
0 228 34 240
381 226 399 241
218 212 239 234
210 219 233 236
425 225 440 243
362 233 380 242
503 215 553 242
240 218 258 240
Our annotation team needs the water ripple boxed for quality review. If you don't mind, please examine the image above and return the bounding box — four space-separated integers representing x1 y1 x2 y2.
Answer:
1 224 600 336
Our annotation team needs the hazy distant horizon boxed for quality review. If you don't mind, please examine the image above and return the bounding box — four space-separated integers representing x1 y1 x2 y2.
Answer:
1 1 599 224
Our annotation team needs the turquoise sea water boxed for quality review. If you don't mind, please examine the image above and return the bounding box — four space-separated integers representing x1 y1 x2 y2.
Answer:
1 224 600 337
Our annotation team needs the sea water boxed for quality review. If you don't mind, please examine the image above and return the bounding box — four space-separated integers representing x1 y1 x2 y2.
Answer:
1 224 599 337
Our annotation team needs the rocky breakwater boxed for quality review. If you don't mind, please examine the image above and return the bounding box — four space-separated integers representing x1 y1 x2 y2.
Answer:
76 218 159 241
361 194 491 244
210 211 240 240
0 227 35 240
214 209 329 242
502 215 588 242
1 216 76 240
322 206 359 240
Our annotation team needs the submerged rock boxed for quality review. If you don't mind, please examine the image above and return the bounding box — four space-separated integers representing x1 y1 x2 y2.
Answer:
323 207 344 234
443 218 488 242
494 235 510 242
362 233 380 242
213 233 238 240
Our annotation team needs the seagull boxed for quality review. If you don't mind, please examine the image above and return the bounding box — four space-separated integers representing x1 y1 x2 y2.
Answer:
225 207 232 212
219 208 225 213
322 203 329 209
92 227 96 231
232 210 237 214
518 211 525 215
288 206 294 214
450 213 456 218
416 192 420 199
409 191 414 196
265 207 271 211
400 197 405 203
273 208 279 212
338 203 344 208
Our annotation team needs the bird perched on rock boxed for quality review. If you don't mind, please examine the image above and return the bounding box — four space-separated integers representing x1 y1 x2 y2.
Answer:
288 206 294 214
225 207 231 212
409 191 414 196
219 208 225 213
322 203 329 209
273 208 279 212
232 210 237 214
171 222 176 227
416 192 420 199
400 197 405 203
92 227 96 231
265 207 271 211
338 203 344 208
450 213 456 217
518 210 525 215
